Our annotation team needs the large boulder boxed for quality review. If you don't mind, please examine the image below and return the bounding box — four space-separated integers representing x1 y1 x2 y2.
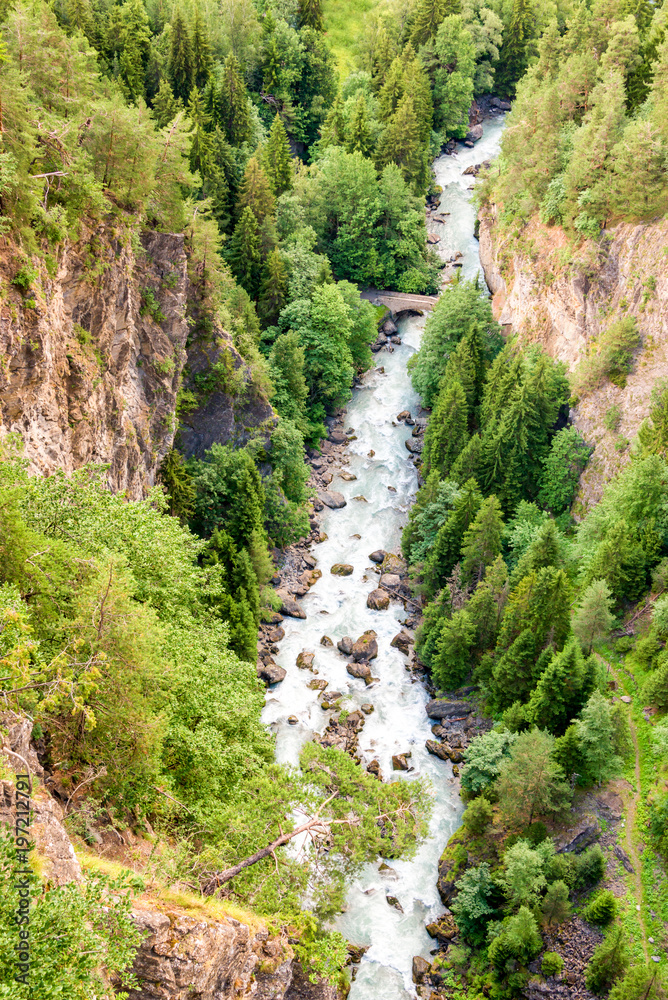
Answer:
368 550 387 564
276 590 306 619
426 913 457 943
367 589 390 610
352 630 378 662
319 491 347 509
392 754 410 771
296 651 315 670
257 661 287 685
381 553 407 576
347 661 371 682
379 573 401 590
412 956 431 985
330 563 353 576
337 636 354 656
390 631 413 655
425 699 473 720
425 740 451 762
329 428 348 445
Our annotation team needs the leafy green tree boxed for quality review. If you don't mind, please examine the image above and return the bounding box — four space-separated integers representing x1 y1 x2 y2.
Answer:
500 840 548 907
268 331 309 426
576 691 623 785
431 16 476 138
460 495 504 584
585 519 647 603
451 863 497 945
336 280 376 371
573 579 615 654
462 796 493 835
497 728 571 828
190 444 266 547
538 427 592 515
460 728 518 795
376 94 428 192
263 115 294 197
489 907 542 971
422 379 469 478
169 7 193 102
609 966 667 1000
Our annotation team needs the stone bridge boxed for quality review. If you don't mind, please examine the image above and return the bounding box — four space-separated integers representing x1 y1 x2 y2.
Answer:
361 288 439 316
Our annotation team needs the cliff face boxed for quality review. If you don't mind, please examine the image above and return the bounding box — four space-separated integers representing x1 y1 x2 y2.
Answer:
478 208 668 509
0 226 274 497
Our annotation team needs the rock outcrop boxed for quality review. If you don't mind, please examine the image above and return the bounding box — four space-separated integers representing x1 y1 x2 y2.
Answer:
478 207 668 510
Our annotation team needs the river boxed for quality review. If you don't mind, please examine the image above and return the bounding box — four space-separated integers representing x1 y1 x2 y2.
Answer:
261 115 506 999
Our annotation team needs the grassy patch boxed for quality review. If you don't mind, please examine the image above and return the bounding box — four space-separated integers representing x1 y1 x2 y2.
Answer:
323 0 376 75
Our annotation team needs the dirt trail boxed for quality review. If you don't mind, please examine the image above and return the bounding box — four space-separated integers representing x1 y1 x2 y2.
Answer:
599 655 649 962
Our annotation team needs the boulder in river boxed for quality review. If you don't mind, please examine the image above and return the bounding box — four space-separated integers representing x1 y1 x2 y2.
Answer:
396 410 410 421
287 716 298 725
331 563 354 576
392 754 410 771
379 572 401 590
386 895 404 913
368 549 387 564
276 590 306 619
308 678 328 690
426 913 457 943
266 626 285 643
425 740 452 762
296 651 315 670
261 610 284 624
257 661 286 685
382 317 398 335
352 630 378 662
303 552 317 569
425 699 473 720
412 956 431 984
329 428 348 445
390 631 413 655
361 703 374 715
319 491 347 509
339 471 357 481
367 759 382 779
320 635 333 646
367 589 390 610
337 636 354 656
347 661 371 682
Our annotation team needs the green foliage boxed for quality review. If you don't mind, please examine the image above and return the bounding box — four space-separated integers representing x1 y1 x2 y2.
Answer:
574 318 641 394
540 880 571 926
538 427 592 515
583 890 617 926
0 829 143 999
190 444 265 548
496 729 571 829
500 839 549 907
460 729 518 795
575 691 624 785
608 965 667 1000
451 862 497 945
572 579 615 654
462 796 493 836
572 844 606 890
488 906 542 971
585 925 629 994
541 952 565 976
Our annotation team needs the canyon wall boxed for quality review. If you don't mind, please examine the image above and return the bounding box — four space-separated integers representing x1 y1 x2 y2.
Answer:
478 207 668 510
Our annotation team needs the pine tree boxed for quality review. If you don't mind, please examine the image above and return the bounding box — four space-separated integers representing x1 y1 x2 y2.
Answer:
650 35 668 140
450 433 482 484
424 478 482 594
585 518 647 602
496 0 534 97
187 85 213 177
299 0 324 31
262 115 294 197
237 157 276 226
152 78 183 127
345 93 374 157
258 248 288 327
169 8 193 103
218 54 252 146
191 8 213 91
117 0 151 101
422 379 469 478
411 0 461 47
576 691 623 785
460 495 504 584
527 636 596 735
611 119 668 219
497 729 571 827
227 206 262 296
432 610 476 690
376 94 427 192
319 92 345 147
572 579 615 654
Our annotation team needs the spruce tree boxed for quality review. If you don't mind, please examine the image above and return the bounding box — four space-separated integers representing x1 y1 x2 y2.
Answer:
219 54 253 146
152 78 183 127
187 85 213 177
169 8 194 103
497 728 571 827
191 8 213 91
319 92 345 147
496 0 534 96
258 248 288 327
117 0 151 101
345 93 374 157
460 495 504 584
411 0 461 47
227 206 262 296
299 0 324 31
424 478 482 594
262 115 294 196
450 433 482 484
576 691 623 785
237 156 276 226
268 331 309 426
422 379 469 478
572 579 615 654
527 636 595 734
376 94 427 192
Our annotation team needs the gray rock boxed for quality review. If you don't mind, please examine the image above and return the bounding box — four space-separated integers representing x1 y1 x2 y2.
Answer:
337 636 354 656
330 563 354 576
319 491 347 509
257 661 287 685
368 549 387 564
466 124 484 142
380 573 401 590
367 589 390 610
276 590 306 619
347 661 372 681
390 631 413 655
352 630 378 662
424 699 473 720
296 651 315 670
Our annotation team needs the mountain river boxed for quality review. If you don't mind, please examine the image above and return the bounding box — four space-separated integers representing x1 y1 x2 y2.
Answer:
261 115 506 999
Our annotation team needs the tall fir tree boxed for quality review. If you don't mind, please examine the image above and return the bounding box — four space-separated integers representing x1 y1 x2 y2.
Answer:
496 0 534 96
411 0 461 47
218 54 253 146
191 8 213 91
258 248 288 327
227 206 262 296
152 78 183 127
299 0 324 31
376 94 428 192
262 115 294 196
422 378 469 478
319 92 345 147
187 85 213 177
345 93 374 156
237 156 276 226
169 7 193 103
116 0 151 101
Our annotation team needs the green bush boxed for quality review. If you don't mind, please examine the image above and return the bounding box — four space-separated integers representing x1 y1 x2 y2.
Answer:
583 890 616 926
604 405 622 433
12 264 38 292
541 951 565 976
572 844 606 889
462 796 493 836
574 317 641 394
585 925 629 994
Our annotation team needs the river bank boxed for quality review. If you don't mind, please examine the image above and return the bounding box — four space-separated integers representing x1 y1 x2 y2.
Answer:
258 116 508 999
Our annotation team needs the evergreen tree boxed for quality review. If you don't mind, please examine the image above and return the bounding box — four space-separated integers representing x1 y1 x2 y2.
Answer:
527 636 597 735
169 7 193 103
424 478 482 594
227 206 262 296
497 728 571 828
611 119 668 220
585 518 647 602
572 579 615 654
258 248 288 327
411 0 461 46
460 495 504 584
576 691 623 785
376 94 428 192
237 157 276 227
496 0 535 96
158 449 195 521
422 379 469 478
116 0 151 102
450 433 482 484
319 92 345 147
345 93 374 157
191 8 213 91
187 85 213 177
262 115 294 197
432 610 476 689
431 15 477 137
152 78 183 127
541 881 571 926
509 519 561 587
652 36 668 141
218 54 253 146
496 566 572 656
268 331 309 426
299 0 324 31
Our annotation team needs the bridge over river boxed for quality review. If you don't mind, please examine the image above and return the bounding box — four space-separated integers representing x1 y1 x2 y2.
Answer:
361 288 439 316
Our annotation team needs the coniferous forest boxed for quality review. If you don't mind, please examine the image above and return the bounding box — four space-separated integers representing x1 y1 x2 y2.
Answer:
1 0 668 996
